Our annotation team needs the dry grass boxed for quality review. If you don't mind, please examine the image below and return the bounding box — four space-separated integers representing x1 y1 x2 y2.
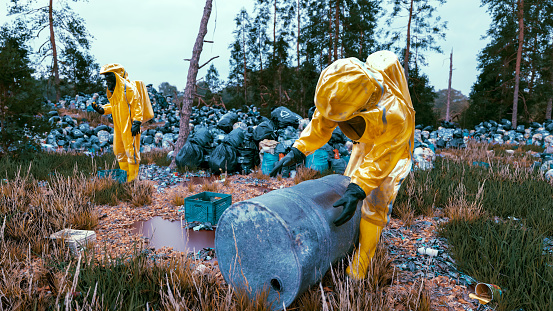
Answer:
201 180 220 192
171 193 185 207
395 201 415 227
251 168 270 181
402 280 431 311
293 166 322 184
187 182 196 192
142 149 171 166
128 180 155 207
445 182 486 222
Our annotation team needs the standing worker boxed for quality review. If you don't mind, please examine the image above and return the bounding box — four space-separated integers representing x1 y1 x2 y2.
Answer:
271 51 414 280
91 64 143 182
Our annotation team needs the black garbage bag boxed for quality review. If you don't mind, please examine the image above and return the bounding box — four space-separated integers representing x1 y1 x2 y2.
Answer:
176 141 204 169
329 127 347 145
271 106 302 129
71 129 84 138
142 135 154 144
217 112 239 133
224 128 245 149
209 143 239 173
189 127 213 146
94 125 110 135
330 158 347 174
237 133 260 174
253 120 277 142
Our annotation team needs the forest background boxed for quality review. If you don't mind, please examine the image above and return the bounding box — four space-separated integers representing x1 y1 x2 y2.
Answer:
1 0 553 139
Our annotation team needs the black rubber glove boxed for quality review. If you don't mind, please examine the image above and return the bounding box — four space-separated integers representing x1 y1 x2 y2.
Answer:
333 183 366 226
269 147 306 177
91 101 104 114
131 120 142 136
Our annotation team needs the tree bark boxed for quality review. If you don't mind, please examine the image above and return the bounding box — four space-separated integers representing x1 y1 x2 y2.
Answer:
403 0 414 81
334 0 339 62
243 26 247 105
512 0 524 128
328 6 332 65
547 39 553 120
49 0 60 102
274 0 277 60
173 0 213 163
297 0 300 70
446 49 453 122
547 70 553 120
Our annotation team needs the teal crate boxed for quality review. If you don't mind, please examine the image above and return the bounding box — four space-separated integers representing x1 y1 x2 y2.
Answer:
98 169 127 183
183 191 232 224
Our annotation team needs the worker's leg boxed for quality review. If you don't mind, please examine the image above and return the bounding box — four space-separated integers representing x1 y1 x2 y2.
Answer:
113 130 130 180
123 133 141 182
346 152 412 279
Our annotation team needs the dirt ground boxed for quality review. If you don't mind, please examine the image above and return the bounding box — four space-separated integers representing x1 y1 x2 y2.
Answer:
93 173 482 310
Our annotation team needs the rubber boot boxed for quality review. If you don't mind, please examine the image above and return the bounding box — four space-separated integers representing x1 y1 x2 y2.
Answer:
127 163 140 182
118 162 129 181
346 219 383 280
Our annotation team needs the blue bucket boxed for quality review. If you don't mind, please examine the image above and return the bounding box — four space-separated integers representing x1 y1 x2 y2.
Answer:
261 152 280 175
306 149 329 172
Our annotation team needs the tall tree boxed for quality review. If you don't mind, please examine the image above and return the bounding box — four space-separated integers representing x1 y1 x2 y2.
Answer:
388 0 447 80
467 0 553 126
228 8 252 106
59 42 101 95
174 0 214 159
8 0 92 102
511 0 524 127
0 23 50 158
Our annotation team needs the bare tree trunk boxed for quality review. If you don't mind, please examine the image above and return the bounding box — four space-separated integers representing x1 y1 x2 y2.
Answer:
49 0 60 102
512 0 524 128
334 0 339 61
547 69 553 120
446 49 453 122
297 0 300 70
243 27 247 105
173 0 213 164
274 0 277 59
547 39 553 120
403 0 414 81
328 6 332 65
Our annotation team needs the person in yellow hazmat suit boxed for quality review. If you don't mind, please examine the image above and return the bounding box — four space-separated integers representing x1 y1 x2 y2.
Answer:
91 64 143 182
270 51 415 280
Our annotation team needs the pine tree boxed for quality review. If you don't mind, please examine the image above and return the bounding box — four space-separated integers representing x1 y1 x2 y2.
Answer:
8 0 93 102
0 23 50 158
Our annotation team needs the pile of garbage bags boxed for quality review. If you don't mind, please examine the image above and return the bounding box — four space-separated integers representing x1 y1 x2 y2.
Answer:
39 85 553 178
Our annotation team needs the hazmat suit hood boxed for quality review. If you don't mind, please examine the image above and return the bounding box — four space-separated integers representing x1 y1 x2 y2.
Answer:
100 63 129 80
314 57 384 122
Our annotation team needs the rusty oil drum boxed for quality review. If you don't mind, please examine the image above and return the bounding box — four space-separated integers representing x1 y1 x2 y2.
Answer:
215 174 361 310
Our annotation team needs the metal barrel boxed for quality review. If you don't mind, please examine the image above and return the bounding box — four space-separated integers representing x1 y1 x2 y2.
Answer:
215 174 361 310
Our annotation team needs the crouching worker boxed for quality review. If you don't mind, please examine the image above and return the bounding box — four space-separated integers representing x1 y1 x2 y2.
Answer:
92 64 143 182
270 51 415 280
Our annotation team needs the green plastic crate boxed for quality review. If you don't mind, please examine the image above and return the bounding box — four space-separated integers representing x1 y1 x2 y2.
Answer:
98 169 127 183
183 191 232 224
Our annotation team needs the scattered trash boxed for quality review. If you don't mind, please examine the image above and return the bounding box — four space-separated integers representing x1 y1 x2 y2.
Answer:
417 247 438 257
469 283 503 305
49 229 96 254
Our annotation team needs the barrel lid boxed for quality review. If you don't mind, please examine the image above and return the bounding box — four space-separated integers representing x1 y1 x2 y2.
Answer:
215 201 301 308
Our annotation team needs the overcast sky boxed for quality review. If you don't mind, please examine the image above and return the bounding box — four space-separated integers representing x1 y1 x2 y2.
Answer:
1 0 491 97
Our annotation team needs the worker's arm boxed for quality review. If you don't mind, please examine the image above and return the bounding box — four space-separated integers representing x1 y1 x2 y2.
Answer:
127 85 143 122
292 109 337 156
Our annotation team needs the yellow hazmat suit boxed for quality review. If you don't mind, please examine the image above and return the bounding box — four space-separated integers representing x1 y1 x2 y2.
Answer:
293 51 415 279
99 64 143 182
